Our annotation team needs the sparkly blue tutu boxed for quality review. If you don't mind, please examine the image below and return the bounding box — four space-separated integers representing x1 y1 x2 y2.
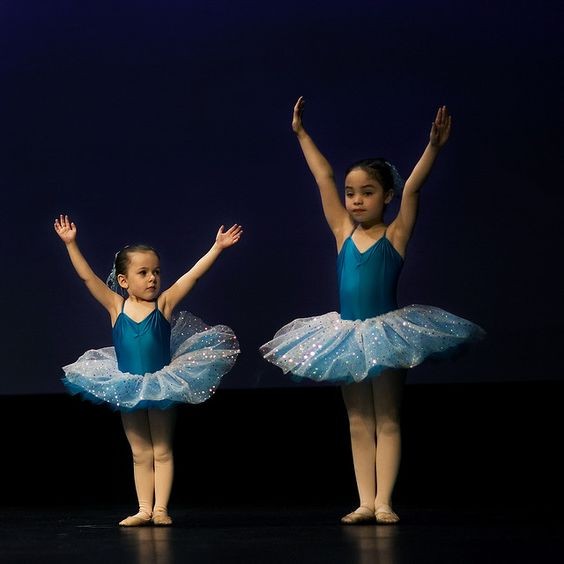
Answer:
260 306 485 384
62 312 239 411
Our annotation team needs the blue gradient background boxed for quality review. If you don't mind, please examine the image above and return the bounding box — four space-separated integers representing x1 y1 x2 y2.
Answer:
1 0 562 393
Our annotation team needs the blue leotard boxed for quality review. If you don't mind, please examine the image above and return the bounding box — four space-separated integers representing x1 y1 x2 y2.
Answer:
337 232 403 321
113 300 171 375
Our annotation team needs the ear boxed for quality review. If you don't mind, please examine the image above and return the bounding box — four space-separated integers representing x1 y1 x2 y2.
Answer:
384 189 394 204
117 274 128 289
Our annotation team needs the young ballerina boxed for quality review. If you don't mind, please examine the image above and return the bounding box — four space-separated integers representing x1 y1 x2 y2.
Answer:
260 97 485 525
54 215 242 526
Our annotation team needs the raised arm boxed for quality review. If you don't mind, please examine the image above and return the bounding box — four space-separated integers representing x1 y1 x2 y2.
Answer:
160 224 243 317
390 106 452 249
293 97 352 239
54 215 122 317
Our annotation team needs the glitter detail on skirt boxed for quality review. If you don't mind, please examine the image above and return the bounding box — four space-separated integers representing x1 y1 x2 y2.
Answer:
62 312 239 411
260 306 485 384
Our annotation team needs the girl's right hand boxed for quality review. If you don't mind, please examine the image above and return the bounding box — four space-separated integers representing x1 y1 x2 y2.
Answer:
292 96 305 134
429 106 452 148
54 214 77 244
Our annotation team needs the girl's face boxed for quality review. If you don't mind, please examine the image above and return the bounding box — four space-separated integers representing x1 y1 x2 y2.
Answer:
118 251 161 300
344 168 393 224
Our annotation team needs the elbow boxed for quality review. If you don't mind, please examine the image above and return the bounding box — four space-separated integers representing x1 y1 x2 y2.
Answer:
403 183 422 197
185 275 199 288
315 171 335 184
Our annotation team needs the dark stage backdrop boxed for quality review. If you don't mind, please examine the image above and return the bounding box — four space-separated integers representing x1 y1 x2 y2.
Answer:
1 0 562 394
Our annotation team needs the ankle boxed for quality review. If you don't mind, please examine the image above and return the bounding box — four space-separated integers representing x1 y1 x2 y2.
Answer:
138 508 152 519
357 504 375 514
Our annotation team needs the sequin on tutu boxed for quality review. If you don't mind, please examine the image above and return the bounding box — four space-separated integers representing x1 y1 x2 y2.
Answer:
62 312 239 411
260 306 485 384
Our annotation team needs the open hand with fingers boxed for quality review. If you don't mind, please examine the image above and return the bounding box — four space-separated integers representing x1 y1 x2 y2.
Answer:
215 224 243 250
429 106 452 148
54 214 77 244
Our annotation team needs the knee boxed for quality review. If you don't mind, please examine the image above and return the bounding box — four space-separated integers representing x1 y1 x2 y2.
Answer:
347 412 376 439
153 445 173 466
376 416 401 437
131 445 154 466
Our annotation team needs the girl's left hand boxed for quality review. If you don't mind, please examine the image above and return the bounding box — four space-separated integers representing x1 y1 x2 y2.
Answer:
54 214 77 244
216 224 243 249
429 106 452 148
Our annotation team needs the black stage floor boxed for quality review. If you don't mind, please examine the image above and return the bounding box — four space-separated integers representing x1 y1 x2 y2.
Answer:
2 505 563 564
1 382 563 562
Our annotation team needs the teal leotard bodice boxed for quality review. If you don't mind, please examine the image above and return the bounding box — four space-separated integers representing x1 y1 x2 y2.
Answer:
337 232 404 321
112 300 171 375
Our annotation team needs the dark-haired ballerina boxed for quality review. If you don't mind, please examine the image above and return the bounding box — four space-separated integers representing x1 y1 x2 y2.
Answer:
260 98 484 524
55 216 242 526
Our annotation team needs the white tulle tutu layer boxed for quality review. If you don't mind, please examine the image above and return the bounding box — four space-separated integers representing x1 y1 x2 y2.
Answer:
62 312 239 411
260 306 485 384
